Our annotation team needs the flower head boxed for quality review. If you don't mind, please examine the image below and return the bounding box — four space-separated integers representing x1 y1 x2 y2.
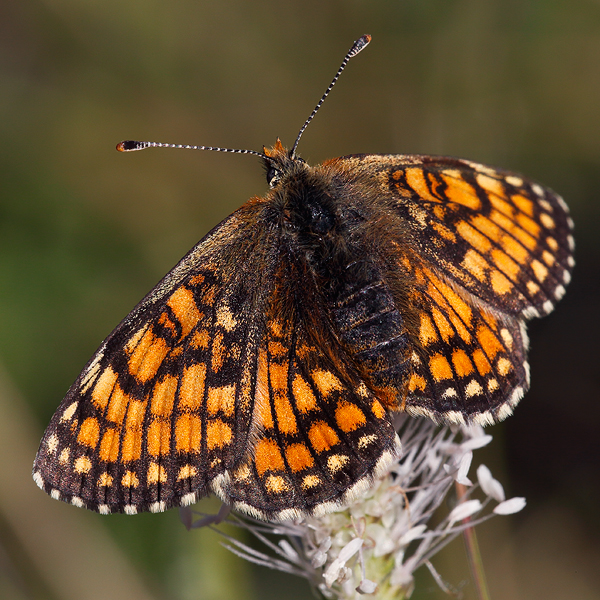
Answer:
185 415 525 598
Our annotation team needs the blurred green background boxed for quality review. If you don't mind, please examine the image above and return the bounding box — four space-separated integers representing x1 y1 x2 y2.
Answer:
1 1 599 599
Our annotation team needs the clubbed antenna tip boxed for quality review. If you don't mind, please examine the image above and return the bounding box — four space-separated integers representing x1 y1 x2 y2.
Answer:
115 140 269 161
290 34 372 157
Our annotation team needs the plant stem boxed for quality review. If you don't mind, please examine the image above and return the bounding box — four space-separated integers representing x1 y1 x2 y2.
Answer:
455 482 491 600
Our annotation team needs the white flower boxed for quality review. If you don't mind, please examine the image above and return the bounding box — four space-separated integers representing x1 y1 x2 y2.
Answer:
477 464 505 502
185 415 526 598
448 499 483 524
493 497 526 515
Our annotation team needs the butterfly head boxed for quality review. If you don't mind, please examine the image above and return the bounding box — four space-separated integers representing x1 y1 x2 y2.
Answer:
262 138 307 188
261 139 343 241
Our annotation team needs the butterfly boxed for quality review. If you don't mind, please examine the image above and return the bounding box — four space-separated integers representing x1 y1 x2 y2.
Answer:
33 35 574 521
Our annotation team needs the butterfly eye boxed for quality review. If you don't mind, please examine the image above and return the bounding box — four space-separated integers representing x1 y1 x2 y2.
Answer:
267 166 282 187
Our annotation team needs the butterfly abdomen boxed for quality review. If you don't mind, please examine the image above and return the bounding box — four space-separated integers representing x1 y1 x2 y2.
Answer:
326 259 412 411
270 167 411 411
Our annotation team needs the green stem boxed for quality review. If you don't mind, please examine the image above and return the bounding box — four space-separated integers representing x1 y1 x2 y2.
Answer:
455 482 491 600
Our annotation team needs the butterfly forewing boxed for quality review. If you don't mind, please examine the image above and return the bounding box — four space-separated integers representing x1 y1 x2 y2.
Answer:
34 205 273 513
331 154 574 319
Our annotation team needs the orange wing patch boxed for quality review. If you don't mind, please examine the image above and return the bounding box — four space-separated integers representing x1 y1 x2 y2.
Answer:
404 260 529 426
33 257 259 514
210 315 401 520
383 157 573 319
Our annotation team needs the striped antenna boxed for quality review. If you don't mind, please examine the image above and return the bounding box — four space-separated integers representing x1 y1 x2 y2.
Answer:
117 35 372 163
290 34 371 158
116 140 270 161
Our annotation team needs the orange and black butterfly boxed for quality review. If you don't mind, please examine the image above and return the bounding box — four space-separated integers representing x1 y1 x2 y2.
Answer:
34 35 574 521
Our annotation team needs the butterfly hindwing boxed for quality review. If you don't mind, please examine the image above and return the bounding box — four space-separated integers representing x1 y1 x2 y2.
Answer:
216 277 402 520
403 261 529 425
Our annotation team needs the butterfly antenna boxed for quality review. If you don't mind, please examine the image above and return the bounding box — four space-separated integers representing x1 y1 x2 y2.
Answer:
290 34 371 158
118 35 371 163
116 140 272 163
